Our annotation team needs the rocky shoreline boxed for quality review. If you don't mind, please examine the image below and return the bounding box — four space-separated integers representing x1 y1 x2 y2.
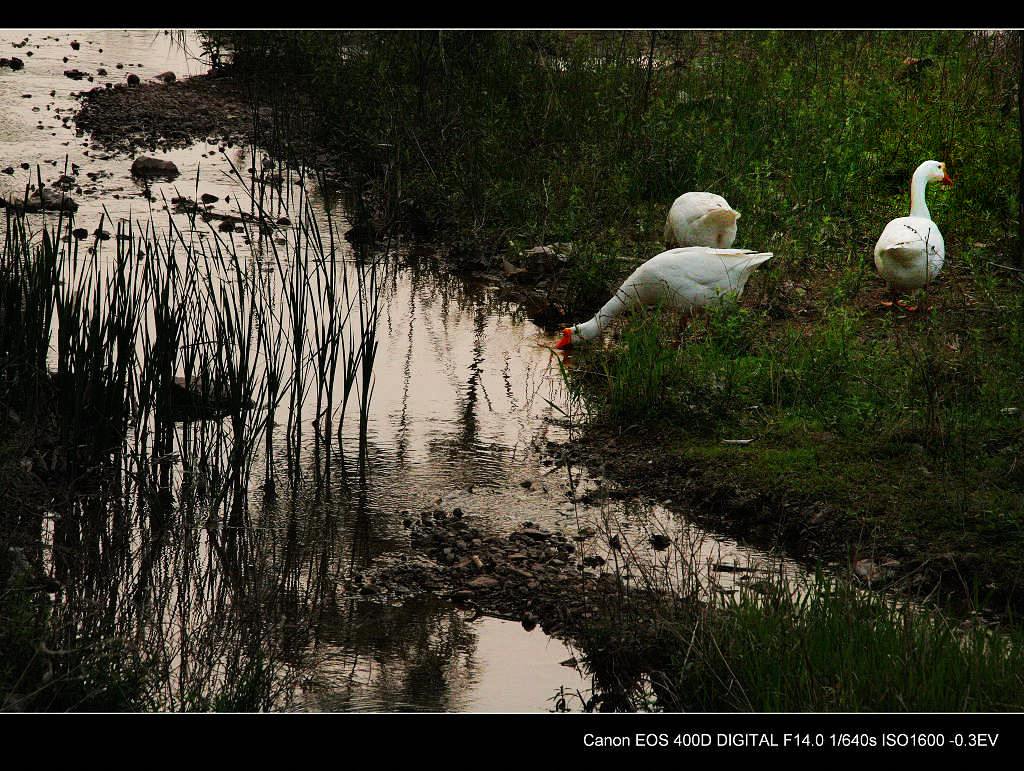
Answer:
74 71 254 154
348 509 629 639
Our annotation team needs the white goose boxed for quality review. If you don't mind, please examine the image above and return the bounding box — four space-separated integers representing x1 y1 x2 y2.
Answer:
874 160 952 310
555 247 772 349
664 192 741 248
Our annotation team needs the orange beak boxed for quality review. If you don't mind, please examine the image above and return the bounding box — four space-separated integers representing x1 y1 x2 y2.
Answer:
941 172 953 187
554 328 573 350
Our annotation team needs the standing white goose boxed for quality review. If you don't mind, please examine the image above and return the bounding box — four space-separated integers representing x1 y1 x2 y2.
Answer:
664 192 741 248
873 160 952 310
554 247 772 349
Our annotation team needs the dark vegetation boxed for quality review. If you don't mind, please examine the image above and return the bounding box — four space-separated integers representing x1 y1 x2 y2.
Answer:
0 163 385 709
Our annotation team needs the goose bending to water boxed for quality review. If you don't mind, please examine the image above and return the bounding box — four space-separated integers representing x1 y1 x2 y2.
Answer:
554 247 772 349
874 160 952 311
664 192 741 248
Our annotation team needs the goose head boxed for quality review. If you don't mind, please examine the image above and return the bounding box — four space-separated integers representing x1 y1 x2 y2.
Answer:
917 159 953 188
908 160 953 219
555 318 602 349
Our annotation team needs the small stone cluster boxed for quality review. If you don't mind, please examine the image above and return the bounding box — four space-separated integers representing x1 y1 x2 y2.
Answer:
349 510 620 636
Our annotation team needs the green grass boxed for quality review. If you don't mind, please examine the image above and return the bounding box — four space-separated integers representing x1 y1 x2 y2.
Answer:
566 553 1024 711
203 37 1024 564
566 293 1024 614
672 574 1024 711
206 31 1020 287
3 30 1017 712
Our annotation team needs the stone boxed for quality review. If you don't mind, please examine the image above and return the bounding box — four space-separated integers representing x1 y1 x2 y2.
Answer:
466 576 500 590
0 187 77 212
854 559 882 583
649 534 672 551
130 156 179 179
519 243 570 274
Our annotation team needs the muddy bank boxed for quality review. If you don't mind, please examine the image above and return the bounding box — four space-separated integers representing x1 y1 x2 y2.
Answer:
558 424 1021 619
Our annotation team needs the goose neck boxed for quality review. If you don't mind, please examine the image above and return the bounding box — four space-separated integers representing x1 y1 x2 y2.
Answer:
909 166 932 220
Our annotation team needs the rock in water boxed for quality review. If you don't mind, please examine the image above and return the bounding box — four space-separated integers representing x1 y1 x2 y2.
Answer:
854 559 882 583
649 533 672 551
126 73 140 86
130 156 179 179
0 187 78 212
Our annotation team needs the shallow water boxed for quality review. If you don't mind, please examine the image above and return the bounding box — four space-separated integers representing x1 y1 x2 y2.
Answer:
295 597 590 712
2 29 801 712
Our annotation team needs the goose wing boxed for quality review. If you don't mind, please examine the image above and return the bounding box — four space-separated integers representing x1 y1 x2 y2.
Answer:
639 248 771 298
875 218 944 265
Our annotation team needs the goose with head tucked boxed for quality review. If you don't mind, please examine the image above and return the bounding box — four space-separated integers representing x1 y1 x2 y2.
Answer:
873 159 952 311
554 246 772 349
664 192 741 249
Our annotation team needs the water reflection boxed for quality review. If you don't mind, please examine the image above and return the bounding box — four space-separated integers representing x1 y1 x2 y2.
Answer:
301 597 589 712
3 28 583 713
